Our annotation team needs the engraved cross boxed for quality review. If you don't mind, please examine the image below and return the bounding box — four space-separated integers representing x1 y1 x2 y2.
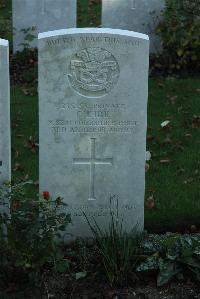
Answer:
41 0 47 15
73 138 113 201
131 0 136 9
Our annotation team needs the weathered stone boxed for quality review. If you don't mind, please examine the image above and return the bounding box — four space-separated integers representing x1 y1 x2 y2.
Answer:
13 0 77 52
102 0 164 52
0 39 11 187
39 28 149 238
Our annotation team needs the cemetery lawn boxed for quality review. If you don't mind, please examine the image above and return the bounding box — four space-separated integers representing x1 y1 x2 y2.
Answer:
11 78 200 232
146 78 200 232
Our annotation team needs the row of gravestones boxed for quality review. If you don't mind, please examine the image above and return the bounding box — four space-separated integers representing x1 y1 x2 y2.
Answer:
13 0 164 53
1 26 149 239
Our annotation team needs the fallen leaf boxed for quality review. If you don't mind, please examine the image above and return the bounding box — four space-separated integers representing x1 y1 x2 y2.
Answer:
146 151 151 161
76 271 87 280
21 87 29 96
158 82 164 88
175 168 185 175
14 151 19 158
185 133 192 137
23 174 29 181
24 136 39 152
145 196 155 209
147 135 155 141
163 137 172 144
161 120 170 128
190 225 197 233
160 159 170 164
13 162 23 172
184 178 194 184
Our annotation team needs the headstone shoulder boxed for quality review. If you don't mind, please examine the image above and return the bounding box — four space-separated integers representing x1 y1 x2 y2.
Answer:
38 27 149 41
0 39 9 47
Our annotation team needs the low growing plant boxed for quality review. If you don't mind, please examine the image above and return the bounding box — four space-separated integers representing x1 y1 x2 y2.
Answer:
0 18 12 41
154 0 200 74
137 234 200 286
0 183 71 290
85 196 143 286
11 47 38 95
0 0 12 42
19 27 37 50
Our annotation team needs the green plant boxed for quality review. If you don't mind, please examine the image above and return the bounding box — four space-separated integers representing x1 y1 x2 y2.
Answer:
137 234 200 286
0 18 12 41
154 0 200 74
0 183 71 290
19 27 37 50
11 47 38 95
85 196 143 286
0 0 12 42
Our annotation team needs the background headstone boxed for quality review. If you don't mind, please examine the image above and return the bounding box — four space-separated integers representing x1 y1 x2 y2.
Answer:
102 0 164 53
12 0 77 52
39 28 149 238
0 39 11 187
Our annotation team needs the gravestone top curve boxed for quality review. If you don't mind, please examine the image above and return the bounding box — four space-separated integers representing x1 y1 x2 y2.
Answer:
0 39 9 46
38 28 149 41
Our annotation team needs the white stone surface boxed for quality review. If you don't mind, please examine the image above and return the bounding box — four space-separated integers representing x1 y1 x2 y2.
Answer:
0 39 11 186
39 28 149 238
12 0 77 52
102 0 165 53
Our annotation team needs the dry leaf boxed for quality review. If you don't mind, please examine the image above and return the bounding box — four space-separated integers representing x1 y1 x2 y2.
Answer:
190 225 197 233
145 196 155 209
185 133 192 137
160 159 170 164
13 162 22 172
158 82 164 88
163 137 172 144
146 151 151 161
161 120 170 128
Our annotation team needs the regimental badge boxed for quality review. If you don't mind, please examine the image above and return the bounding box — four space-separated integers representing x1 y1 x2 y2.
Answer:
68 47 120 98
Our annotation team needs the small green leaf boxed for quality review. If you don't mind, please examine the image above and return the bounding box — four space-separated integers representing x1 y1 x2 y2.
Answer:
181 248 194 258
56 259 70 273
157 262 181 287
181 256 200 269
137 256 161 272
177 49 183 57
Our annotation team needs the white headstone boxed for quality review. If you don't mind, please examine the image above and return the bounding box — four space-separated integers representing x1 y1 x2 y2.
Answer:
39 28 149 238
0 39 11 187
102 0 164 53
12 0 77 52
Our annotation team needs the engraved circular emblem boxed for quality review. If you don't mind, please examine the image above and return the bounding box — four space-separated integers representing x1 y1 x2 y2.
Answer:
68 47 120 98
